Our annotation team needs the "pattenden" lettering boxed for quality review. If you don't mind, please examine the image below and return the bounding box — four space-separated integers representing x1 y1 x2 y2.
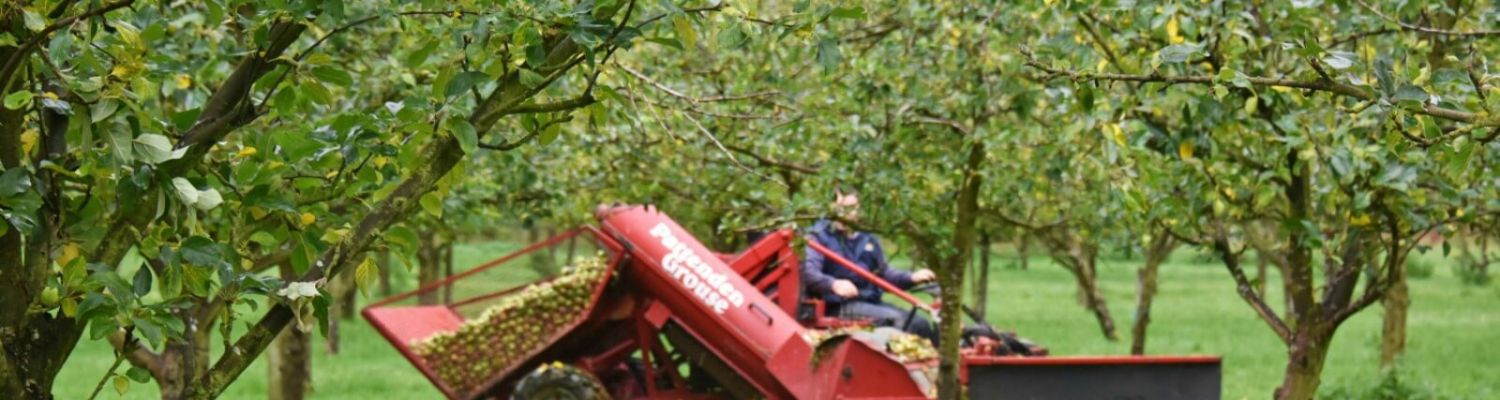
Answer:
650 223 747 314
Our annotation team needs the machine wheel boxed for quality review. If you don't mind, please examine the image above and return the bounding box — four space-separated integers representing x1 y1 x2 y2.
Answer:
511 362 611 400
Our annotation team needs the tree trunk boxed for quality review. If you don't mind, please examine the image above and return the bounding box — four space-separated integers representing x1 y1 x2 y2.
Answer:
1275 327 1334 400
934 141 985 400
0 316 83 400
337 269 357 320
417 232 443 305
934 262 966 400
1130 234 1175 355
566 232 578 265
378 251 393 296
1017 232 1030 270
1379 255 1409 368
324 266 357 354
1255 254 1269 295
526 225 551 276
145 296 219 400
0 64 80 400
1075 263 1117 341
267 326 312 400
973 230 991 316
442 242 455 304
1048 234 1118 341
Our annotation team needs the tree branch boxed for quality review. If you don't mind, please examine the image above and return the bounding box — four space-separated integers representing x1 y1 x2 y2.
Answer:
260 10 489 111
0 0 135 86
189 3 649 395
93 18 307 269
106 331 163 378
477 116 572 151
679 109 787 187
1213 233 1292 344
1354 0 1500 37
504 94 596 115
722 144 819 174
616 65 778 104
1076 12 1125 73
1023 53 1498 127
909 115 972 136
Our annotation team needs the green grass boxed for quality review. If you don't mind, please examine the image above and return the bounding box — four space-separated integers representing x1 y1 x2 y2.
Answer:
974 248 1500 400
55 241 1500 399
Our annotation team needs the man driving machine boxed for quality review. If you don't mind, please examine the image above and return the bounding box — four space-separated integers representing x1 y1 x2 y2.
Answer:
801 186 940 344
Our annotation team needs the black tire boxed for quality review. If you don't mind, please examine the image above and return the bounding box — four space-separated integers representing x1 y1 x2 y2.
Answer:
511 362 611 400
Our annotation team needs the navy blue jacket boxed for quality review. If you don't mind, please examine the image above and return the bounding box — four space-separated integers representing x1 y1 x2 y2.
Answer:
801 220 914 306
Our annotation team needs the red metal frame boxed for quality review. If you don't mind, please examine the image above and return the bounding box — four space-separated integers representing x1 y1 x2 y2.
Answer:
596 206 929 399
362 227 628 399
723 230 802 319
363 205 1220 399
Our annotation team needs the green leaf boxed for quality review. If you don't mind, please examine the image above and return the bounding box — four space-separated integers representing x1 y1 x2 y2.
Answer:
170 177 223 210
644 37 683 50
0 33 17 47
133 134 187 164
310 66 353 87
272 87 298 115
447 117 478 154
108 126 135 164
301 79 334 105
323 0 345 20
117 245 145 278
1450 140 1476 172
126 367 152 383
519 69 546 88
113 375 130 396
160 264 182 299
91 99 121 123
63 257 87 287
88 315 116 340
171 177 199 206
354 257 377 297
1393 85 1428 105
513 22 546 67
816 38 841 71
831 6 867 19
672 14 698 49
22 10 45 32
419 192 444 218
272 130 321 160
539 121 561 145
313 289 331 337
383 225 419 250
4 90 34 110
180 236 230 269
0 168 30 197
194 188 223 210
1322 53 1354 70
1076 83 1095 112
405 40 437 68
182 265 212 298
132 266 153 298
444 71 490 98
1157 43 1201 64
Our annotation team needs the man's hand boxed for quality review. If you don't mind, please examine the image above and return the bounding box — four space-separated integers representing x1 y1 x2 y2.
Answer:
831 280 859 298
911 269 935 283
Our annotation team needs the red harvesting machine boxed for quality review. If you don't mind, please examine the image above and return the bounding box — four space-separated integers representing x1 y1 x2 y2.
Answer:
364 205 1221 399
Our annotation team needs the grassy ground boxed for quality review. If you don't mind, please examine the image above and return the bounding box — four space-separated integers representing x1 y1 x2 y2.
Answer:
55 241 1500 399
